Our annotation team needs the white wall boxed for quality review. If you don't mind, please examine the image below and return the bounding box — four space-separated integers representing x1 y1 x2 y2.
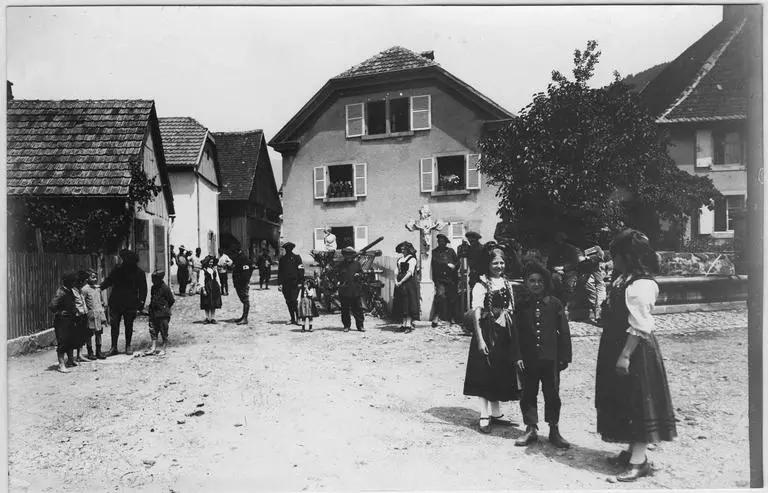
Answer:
169 171 198 252
197 176 219 256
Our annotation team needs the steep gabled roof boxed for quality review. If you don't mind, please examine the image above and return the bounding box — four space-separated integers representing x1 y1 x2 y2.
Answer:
640 12 748 123
158 117 209 169
213 130 282 213
269 46 513 150
7 99 174 214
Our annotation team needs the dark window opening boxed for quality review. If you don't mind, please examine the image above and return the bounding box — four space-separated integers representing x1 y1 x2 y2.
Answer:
366 100 387 135
436 155 466 191
327 164 354 198
390 98 410 133
713 130 741 165
331 226 354 249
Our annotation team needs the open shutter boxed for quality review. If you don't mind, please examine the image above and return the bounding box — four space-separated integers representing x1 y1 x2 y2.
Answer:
354 226 369 250
699 203 714 234
420 157 435 192
313 166 327 199
449 222 465 244
466 154 481 190
353 162 367 197
695 130 713 168
410 95 431 130
346 103 365 137
314 228 326 251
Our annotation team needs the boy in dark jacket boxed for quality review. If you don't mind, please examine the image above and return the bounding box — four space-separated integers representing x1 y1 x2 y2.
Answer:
146 271 175 356
515 262 572 449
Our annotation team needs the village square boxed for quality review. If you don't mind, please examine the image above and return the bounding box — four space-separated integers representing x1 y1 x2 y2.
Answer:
4 4 763 492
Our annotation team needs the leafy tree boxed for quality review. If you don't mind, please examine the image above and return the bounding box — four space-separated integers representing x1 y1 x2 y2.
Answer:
478 41 720 248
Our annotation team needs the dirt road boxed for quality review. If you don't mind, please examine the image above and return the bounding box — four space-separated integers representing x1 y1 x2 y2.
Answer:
7 287 749 491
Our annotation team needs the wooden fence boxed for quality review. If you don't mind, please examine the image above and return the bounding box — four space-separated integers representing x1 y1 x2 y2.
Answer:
7 251 98 339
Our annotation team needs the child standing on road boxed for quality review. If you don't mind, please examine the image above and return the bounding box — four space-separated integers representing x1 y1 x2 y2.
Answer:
49 272 80 372
146 271 175 356
514 262 572 449
73 270 91 362
82 269 108 360
297 277 319 332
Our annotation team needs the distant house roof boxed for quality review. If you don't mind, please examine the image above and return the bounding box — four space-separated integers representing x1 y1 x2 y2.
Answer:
270 46 513 150
640 9 749 123
7 99 174 214
213 130 282 213
159 116 222 186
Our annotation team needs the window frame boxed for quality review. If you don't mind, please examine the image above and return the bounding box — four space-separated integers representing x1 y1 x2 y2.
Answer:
314 162 368 200
421 152 482 194
345 103 365 138
410 95 432 131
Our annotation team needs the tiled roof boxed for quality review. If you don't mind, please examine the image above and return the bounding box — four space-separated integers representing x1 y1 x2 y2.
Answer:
334 46 437 79
7 99 153 196
213 130 263 201
158 117 209 169
641 13 749 123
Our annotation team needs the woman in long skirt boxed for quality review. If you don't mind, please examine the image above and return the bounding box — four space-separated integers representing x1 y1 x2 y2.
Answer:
200 256 222 323
595 229 676 482
393 241 419 332
463 246 523 434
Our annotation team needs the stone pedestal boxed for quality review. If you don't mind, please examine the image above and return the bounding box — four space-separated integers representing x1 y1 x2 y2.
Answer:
419 281 434 321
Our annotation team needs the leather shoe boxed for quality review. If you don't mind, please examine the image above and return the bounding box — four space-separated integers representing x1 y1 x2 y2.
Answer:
607 450 631 466
616 460 651 482
489 414 513 426
107 347 119 357
548 425 570 449
478 417 491 434
515 425 538 446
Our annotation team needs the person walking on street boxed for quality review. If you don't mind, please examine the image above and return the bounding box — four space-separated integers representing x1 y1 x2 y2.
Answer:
595 229 676 482
217 248 233 296
278 242 304 325
257 250 273 290
514 262 572 449
230 248 255 325
176 246 189 296
101 249 147 356
336 246 365 332
431 234 459 327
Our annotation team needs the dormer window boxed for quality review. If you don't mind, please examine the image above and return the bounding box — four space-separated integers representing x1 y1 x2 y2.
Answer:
345 95 431 138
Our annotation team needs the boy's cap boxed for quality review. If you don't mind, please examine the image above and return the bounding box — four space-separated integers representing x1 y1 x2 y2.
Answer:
465 231 481 240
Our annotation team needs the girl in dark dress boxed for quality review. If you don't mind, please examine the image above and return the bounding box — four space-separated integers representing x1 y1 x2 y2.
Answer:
176 248 190 295
595 229 676 482
463 247 524 433
49 272 81 373
200 256 222 323
393 241 419 332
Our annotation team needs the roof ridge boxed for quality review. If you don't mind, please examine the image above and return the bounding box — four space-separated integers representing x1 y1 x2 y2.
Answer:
10 98 154 103
657 17 746 122
212 129 263 135
158 116 209 130
334 46 436 79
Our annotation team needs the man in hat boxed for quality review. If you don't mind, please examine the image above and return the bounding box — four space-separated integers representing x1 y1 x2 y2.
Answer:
176 246 190 296
101 249 147 355
230 247 255 325
431 233 459 327
335 246 365 332
278 242 304 324
460 231 485 289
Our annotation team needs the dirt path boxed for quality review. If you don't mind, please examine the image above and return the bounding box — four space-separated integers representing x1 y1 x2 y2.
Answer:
8 287 749 491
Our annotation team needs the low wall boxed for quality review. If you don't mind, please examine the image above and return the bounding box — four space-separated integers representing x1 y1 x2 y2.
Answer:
7 328 57 357
656 275 748 306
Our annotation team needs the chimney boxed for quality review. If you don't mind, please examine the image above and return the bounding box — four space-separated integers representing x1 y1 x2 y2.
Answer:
723 4 748 25
7 80 13 101
420 50 434 61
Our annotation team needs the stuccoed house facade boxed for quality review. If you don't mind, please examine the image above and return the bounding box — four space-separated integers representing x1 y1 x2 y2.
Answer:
269 46 514 317
214 130 283 259
159 117 221 256
7 99 175 279
639 5 751 246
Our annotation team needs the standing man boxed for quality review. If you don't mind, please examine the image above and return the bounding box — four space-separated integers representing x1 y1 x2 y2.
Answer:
336 246 365 332
278 242 304 325
176 246 189 296
217 248 233 296
191 247 203 294
461 231 485 289
230 247 254 325
431 234 459 327
101 249 147 355
256 248 273 290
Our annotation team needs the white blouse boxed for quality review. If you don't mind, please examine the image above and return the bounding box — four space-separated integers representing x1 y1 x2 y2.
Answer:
471 276 514 311
625 278 659 339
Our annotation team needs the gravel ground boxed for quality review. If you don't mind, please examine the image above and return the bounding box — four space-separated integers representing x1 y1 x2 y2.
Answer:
7 286 749 491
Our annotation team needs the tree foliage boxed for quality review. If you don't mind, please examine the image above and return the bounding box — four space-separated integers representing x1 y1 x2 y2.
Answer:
478 41 721 247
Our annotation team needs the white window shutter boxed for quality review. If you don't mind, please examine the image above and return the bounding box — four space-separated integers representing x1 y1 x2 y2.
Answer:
466 154 481 190
346 103 365 137
354 226 369 250
420 157 435 192
313 166 327 199
410 95 431 130
353 162 367 197
314 228 326 251
695 130 713 168
450 222 465 243
699 203 714 234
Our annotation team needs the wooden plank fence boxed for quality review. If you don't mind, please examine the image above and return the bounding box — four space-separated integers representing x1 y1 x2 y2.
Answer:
7 251 97 339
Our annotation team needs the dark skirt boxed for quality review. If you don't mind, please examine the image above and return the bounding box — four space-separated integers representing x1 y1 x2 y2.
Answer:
463 317 521 402
595 331 677 444
297 297 319 318
54 314 86 353
177 265 189 284
393 278 419 319
200 274 222 310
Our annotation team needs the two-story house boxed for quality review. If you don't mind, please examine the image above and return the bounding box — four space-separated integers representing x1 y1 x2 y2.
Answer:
640 5 751 244
269 46 513 260
159 117 221 256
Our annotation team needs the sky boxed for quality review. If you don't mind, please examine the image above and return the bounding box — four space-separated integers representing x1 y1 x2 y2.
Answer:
6 5 723 187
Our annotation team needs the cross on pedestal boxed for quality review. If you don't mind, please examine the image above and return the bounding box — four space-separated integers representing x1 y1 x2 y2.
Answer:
405 205 446 320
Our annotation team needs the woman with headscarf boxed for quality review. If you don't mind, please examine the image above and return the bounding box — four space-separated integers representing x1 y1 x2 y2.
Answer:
595 229 676 482
393 241 419 332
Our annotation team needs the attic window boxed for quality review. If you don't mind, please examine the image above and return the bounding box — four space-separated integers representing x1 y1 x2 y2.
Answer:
365 97 410 136
345 95 431 138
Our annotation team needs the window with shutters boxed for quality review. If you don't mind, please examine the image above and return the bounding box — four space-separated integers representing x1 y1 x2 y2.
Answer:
313 163 367 201
699 194 745 234
313 226 368 250
696 128 743 167
346 95 430 139
421 153 481 194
